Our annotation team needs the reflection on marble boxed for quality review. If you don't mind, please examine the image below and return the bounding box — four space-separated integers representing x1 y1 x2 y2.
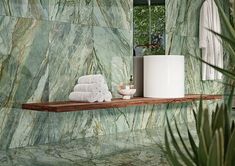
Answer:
47 101 199 145
0 123 197 166
0 108 50 150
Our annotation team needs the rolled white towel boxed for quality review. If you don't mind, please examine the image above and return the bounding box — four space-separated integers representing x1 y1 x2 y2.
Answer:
74 83 108 92
78 74 106 84
69 91 112 103
104 91 112 102
69 92 96 103
96 91 112 102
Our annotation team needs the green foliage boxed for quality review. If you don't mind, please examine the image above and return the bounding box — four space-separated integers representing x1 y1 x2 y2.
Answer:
133 5 165 55
165 101 235 166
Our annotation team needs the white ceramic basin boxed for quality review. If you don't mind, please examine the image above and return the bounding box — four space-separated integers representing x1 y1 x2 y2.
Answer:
144 55 185 98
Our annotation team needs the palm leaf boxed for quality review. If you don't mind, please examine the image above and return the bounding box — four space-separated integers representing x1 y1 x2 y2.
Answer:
224 129 235 165
165 130 183 166
196 56 235 80
214 0 235 39
208 29 235 47
174 120 196 163
207 130 224 166
208 29 235 63
166 116 195 166
187 128 198 162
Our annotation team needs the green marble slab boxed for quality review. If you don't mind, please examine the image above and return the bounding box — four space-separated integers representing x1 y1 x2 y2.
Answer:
166 0 203 37
0 123 197 166
49 0 93 25
93 26 133 96
0 16 49 108
166 0 224 95
93 0 133 30
0 0 49 20
0 108 50 149
48 23 93 101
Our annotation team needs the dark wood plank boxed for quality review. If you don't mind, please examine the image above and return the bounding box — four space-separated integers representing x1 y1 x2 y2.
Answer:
22 95 222 113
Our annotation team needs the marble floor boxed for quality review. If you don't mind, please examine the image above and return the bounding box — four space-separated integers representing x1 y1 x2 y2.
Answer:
0 123 196 166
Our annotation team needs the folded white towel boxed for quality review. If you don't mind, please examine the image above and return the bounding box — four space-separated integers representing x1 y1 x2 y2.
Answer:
104 92 112 102
69 92 96 102
74 83 108 92
69 91 112 103
78 74 105 84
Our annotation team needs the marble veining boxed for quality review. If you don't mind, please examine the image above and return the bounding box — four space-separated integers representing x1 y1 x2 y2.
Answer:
0 0 225 153
0 0 135 150
93 0 133 30
166 0 225 95
0 0 49 20
48 23 93 101
0 0 132 30
0 123 197 166
0 16 49 108
49 0 93 25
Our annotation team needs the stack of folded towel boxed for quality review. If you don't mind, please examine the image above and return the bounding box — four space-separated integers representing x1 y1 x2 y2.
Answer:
69 74 112 102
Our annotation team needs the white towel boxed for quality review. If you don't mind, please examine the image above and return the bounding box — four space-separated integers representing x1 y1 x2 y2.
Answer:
199 0 223 80
78 74 106 84
69 91 112 103
104 91 112 102
74 83 108 92
69 92 97 102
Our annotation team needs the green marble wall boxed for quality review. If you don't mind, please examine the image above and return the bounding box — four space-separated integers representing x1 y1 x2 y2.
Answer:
166 0 226 94
0 0 134 149
0 0 223 150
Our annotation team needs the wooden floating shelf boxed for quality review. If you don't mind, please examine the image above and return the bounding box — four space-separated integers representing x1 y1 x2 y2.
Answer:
22 95 222 113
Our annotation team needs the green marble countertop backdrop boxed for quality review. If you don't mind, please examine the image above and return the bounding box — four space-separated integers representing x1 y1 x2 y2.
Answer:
0 0 224 150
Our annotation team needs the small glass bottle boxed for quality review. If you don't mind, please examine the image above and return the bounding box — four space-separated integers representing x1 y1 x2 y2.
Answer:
129 75 134 89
